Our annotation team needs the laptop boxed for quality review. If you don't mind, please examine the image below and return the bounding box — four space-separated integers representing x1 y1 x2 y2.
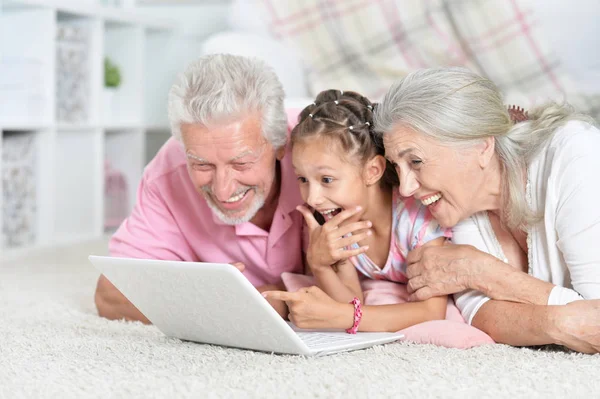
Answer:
88 256 404 356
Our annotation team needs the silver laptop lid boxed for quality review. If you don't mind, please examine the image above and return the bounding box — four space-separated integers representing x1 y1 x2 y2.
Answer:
89 256 310 355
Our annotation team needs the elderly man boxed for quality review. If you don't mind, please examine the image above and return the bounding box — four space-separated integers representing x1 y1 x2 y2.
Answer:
95 54 304 323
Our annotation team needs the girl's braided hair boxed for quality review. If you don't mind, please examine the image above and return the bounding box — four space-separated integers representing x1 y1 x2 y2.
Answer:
291 89 398 188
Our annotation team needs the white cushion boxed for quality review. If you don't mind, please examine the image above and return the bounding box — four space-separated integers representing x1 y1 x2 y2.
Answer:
228 0 271 37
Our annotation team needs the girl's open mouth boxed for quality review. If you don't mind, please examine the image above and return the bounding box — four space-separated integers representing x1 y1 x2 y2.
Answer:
319 207 343 220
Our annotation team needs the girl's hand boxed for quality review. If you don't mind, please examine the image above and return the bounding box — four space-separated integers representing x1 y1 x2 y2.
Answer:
406 243 497 301
297 205 372 271
262 286 353 330
256 281 289 319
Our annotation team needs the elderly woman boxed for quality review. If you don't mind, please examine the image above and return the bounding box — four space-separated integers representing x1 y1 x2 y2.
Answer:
375 67 600 353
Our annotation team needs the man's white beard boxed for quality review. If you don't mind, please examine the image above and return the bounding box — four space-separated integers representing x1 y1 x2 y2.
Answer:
202 187 266 225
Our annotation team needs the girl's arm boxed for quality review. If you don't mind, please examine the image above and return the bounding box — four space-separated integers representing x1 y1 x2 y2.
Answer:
298 205 371 301
262 286 447 332
352 296 447 332
336 237 449 331
312 259 363 303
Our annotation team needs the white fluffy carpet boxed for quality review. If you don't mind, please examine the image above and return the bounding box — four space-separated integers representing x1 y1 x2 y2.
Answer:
1 237 599 398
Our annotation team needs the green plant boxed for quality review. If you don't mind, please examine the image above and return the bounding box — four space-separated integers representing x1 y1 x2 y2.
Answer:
104 57 121 88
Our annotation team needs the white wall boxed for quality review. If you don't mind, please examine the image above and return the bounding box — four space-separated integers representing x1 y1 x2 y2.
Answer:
136 3 231 162
534 0 600 94
134 4 230 38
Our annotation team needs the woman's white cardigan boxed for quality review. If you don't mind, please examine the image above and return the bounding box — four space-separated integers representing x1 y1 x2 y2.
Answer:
452 121 600 324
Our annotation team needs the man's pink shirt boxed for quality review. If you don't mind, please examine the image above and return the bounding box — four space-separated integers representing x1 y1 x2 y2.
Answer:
108 136 305 287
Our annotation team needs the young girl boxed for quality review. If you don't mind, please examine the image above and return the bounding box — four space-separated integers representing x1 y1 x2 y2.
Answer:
264 90 452 333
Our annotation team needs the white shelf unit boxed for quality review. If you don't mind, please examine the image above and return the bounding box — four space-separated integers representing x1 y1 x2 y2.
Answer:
0 1 205 254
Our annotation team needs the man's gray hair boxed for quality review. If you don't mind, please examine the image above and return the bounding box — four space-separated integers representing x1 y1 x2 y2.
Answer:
168 54 288 149
375 67 593 229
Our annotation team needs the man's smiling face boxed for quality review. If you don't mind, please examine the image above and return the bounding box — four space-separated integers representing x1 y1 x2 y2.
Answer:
181 113 283 225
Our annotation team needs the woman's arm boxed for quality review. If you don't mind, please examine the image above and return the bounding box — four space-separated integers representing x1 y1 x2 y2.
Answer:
471 300 555 346
472 298 600 353
452 246 554 305
406 220 555 305
466 126 600 306
477 126 600 304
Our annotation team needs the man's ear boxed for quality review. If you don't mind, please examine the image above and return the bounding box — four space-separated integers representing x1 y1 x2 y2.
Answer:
477 136 495 169
275 142 287 161
363 155 386 186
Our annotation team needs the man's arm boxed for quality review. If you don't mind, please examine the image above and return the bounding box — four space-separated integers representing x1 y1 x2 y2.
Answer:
97 169 201 322
97 169 291 321
95 275 151 324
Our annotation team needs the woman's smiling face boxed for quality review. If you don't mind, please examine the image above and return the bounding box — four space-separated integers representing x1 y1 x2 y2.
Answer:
383 124 488 228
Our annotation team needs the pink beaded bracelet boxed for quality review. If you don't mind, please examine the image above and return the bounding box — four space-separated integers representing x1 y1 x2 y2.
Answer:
345 297 363 334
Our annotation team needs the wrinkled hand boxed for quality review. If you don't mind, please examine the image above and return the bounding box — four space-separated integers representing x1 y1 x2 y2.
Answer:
406 243 494 301
262 286 353 330
230 262 246 273
552 300 600 354
297 205 372 271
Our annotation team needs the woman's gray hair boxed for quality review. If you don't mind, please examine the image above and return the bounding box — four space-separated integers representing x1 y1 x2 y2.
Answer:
375 67 594 229
168 54 288 149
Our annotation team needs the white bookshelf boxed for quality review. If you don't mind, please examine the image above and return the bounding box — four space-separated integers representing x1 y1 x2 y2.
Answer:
0 1 209 254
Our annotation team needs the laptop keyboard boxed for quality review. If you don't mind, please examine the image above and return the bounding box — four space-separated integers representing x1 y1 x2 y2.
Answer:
296 332 358 348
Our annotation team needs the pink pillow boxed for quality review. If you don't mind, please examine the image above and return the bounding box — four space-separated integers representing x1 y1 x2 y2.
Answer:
281 273 495 349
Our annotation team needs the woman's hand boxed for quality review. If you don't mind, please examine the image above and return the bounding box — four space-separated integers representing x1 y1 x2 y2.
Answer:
406 242 498 301
297 205 372 271
551 300 600 354
262 286 353 330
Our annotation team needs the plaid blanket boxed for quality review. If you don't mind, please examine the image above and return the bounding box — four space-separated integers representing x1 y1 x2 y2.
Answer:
259 0 600 119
